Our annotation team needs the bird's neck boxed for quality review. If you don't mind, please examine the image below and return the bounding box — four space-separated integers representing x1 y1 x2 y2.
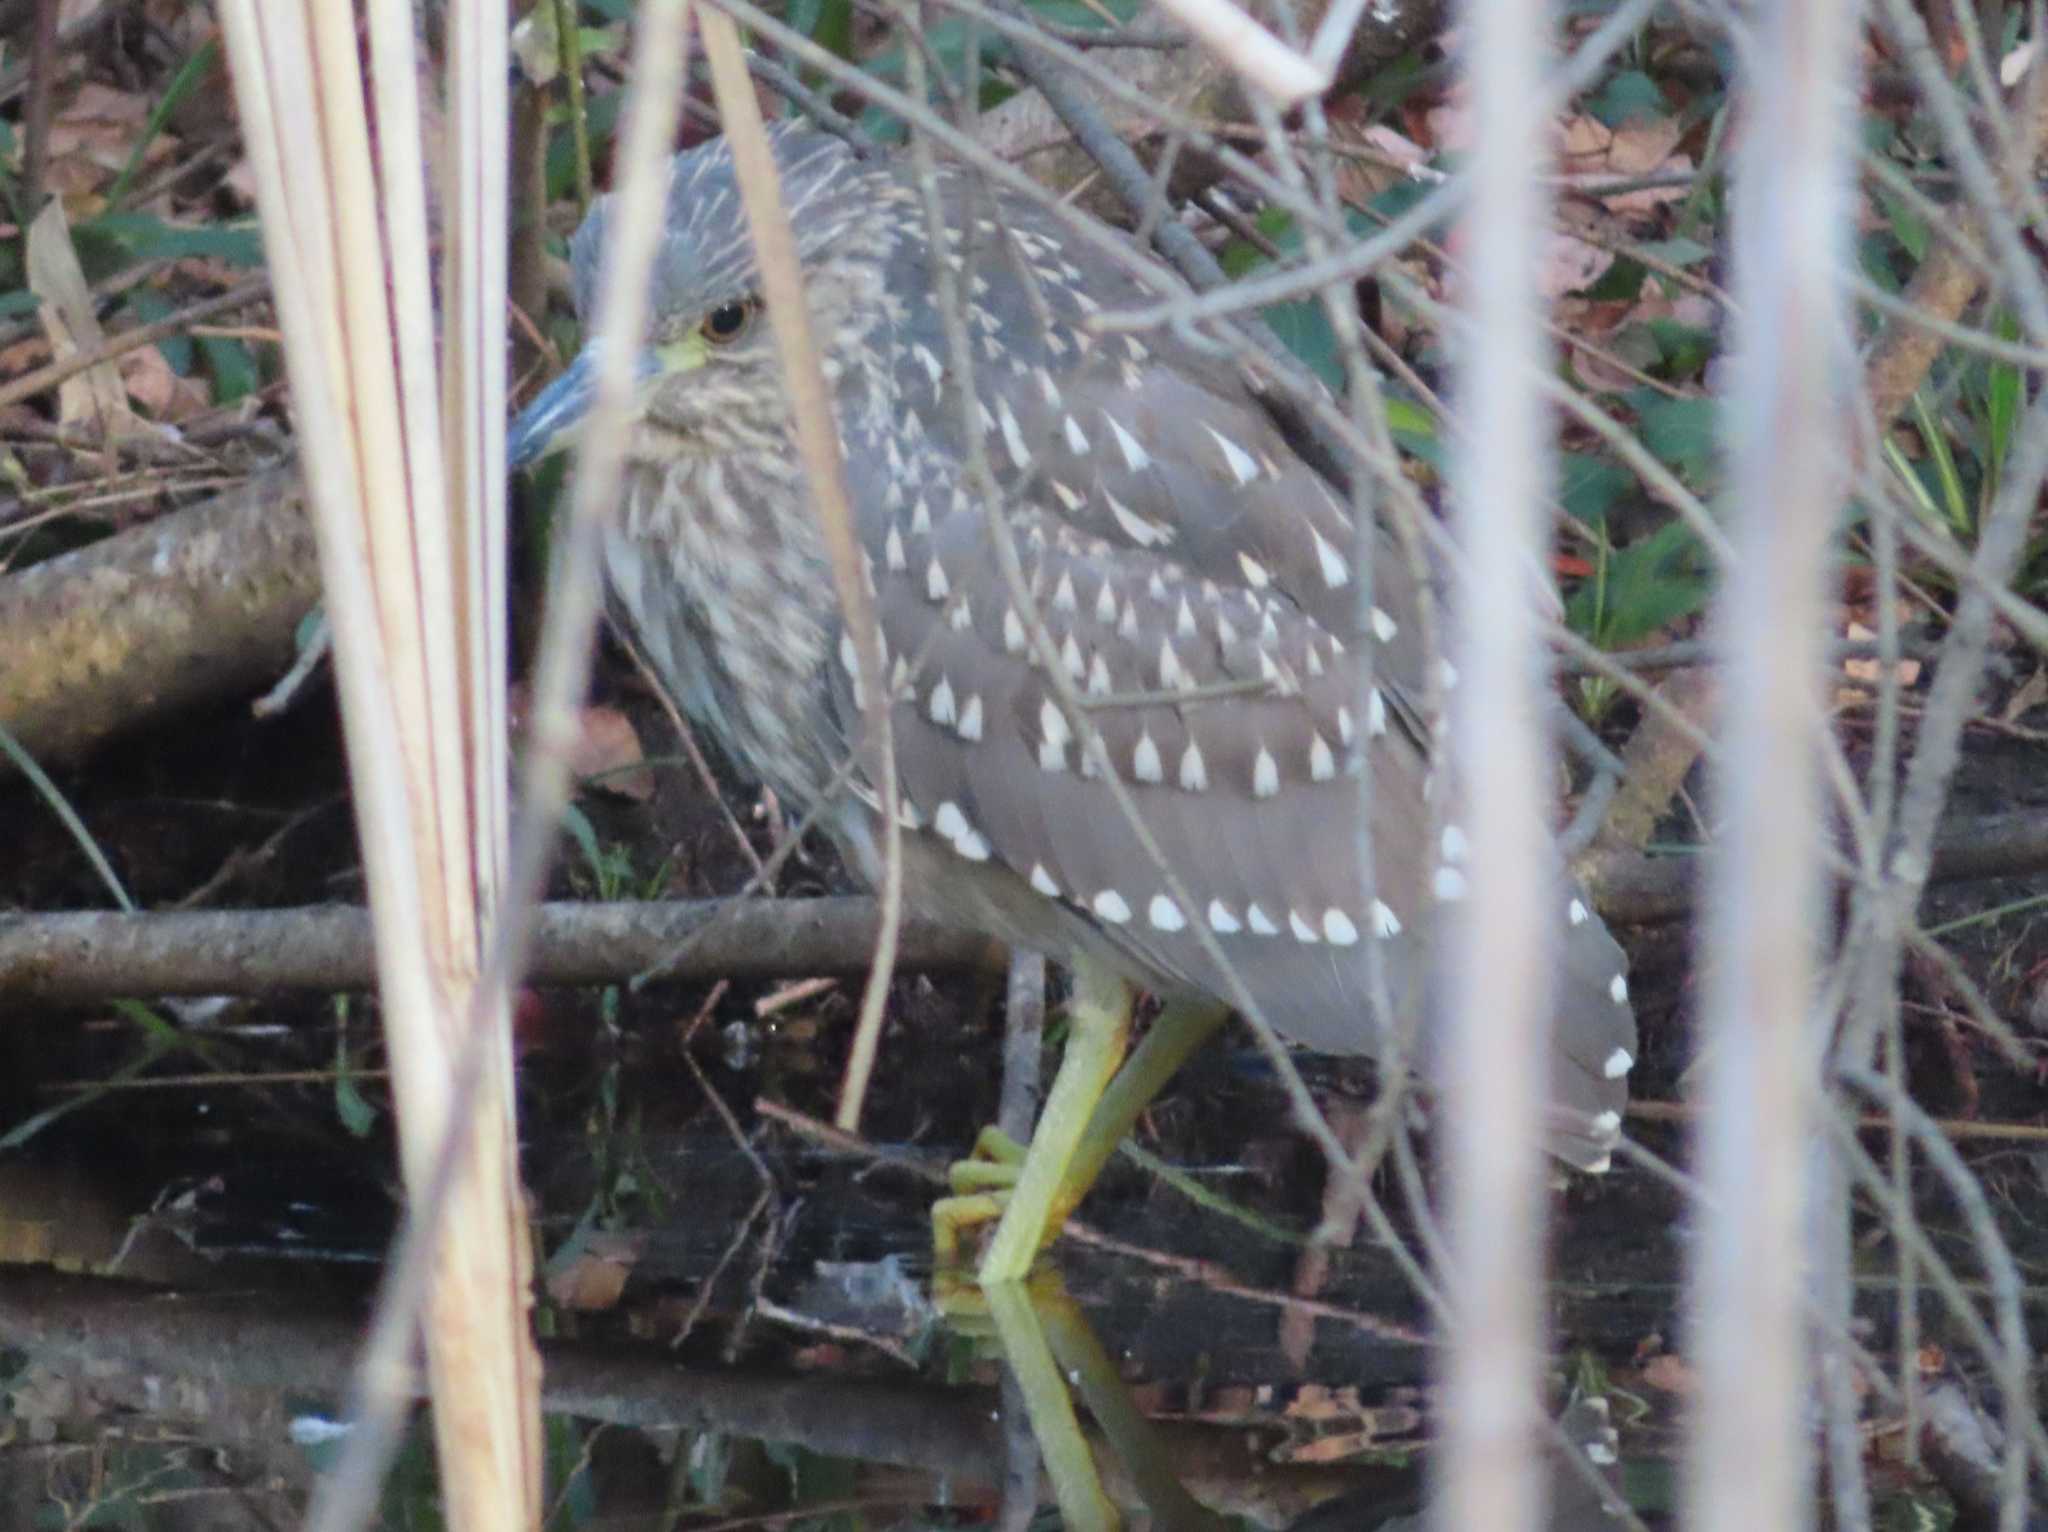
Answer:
609 446 843 808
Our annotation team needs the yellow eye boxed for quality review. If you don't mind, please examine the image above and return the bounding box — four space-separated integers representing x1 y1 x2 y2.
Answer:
701 300 755 344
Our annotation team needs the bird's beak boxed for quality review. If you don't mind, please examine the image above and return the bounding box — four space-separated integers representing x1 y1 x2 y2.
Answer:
508 339 702 470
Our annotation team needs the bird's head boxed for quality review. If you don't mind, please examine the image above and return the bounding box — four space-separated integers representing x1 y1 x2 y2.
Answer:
508 125 899 471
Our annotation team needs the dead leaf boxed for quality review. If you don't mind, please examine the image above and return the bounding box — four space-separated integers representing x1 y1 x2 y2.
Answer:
545 1231 645 1311
507 685 656 800
573 704 654 800
26 199 137 444
44 82 160 207
1541 230 1617 301
1642 1352 1697 1395
1841 619 1924 690
119 343 209 422
1999 667 2047 725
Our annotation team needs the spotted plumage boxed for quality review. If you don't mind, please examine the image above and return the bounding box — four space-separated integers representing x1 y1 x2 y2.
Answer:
513 125 1636 1171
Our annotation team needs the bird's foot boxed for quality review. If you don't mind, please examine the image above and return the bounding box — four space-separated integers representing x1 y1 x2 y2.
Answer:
931 1127 1034 1308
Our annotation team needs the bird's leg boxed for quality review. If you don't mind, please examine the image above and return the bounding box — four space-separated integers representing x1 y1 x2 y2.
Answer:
935 957 1133 1285
979 1277 1120 1532
934 966 1232 1287
1037 994 1230 1234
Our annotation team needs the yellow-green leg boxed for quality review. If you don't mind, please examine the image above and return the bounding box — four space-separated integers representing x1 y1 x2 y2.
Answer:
933 955 1231 1286
981 1277 1119 1532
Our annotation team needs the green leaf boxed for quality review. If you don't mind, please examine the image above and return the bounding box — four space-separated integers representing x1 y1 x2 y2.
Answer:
1876 186 1930 264
106 39 221 207
120 287 193 374
788 0 854 55
1568 518 1711 647
1588 70 1668 128
543 1419 600 1531
199 333 260 404
1631 235 1711 270
1632 391 1721 489
1980 308 2021 483
548 90 623 200
334 1065 378 1138
1858 227 1907 296
80 212 264 269
1579 256 1648 304
1261 298 1345 393
1642 317 1714 379
1558 452 1631 529
561 802 604 887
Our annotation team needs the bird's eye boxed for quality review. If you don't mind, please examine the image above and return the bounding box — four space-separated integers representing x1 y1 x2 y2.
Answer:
701 300 755 344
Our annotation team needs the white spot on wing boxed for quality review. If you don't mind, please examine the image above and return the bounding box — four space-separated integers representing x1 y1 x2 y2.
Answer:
928 675 956 726
926 558 950 602
957 693 984 741
1609 974 1630 1005
1308 733 1335 782
1323 909 1360 945
1434 866 1467 901
1238 552 1271 588
1288 910 1320 943
1158 639 1188 691
1003 606 1027 654
1207 899 1241 934
1371 607 1397 643
1312 528 1350 588
884 524 907 572
1148 895 1186 932
1568 898 1589 926
1104 412 1151 472
1179 741 1208 792
1029 863 1060 898
1093 889 1133 924
1246 904 1280 936
1371 900 1401 938
1252 746 1280 799
1104 491 1168 549
1038 699 1071 771
995 395 1032 466
1603 1047 1633 1078
1063 415 1090 453
1132 731 1163 782
1206 425 1260 485
934 801 989 861
1441 824 1467 863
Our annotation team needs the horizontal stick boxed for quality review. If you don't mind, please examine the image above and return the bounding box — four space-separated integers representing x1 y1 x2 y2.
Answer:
7 800 2043 1002
0 898 1002 1003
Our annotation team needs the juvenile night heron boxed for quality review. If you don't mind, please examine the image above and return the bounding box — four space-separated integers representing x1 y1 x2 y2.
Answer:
511 126 1637 1285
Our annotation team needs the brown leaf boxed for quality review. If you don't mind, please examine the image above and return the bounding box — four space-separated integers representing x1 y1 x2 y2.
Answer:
26 199 137 443
545 1231 645 1311
1642 1352 1697 1395
119 344 209 422
1998 666 2047 725
573 704 655 801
